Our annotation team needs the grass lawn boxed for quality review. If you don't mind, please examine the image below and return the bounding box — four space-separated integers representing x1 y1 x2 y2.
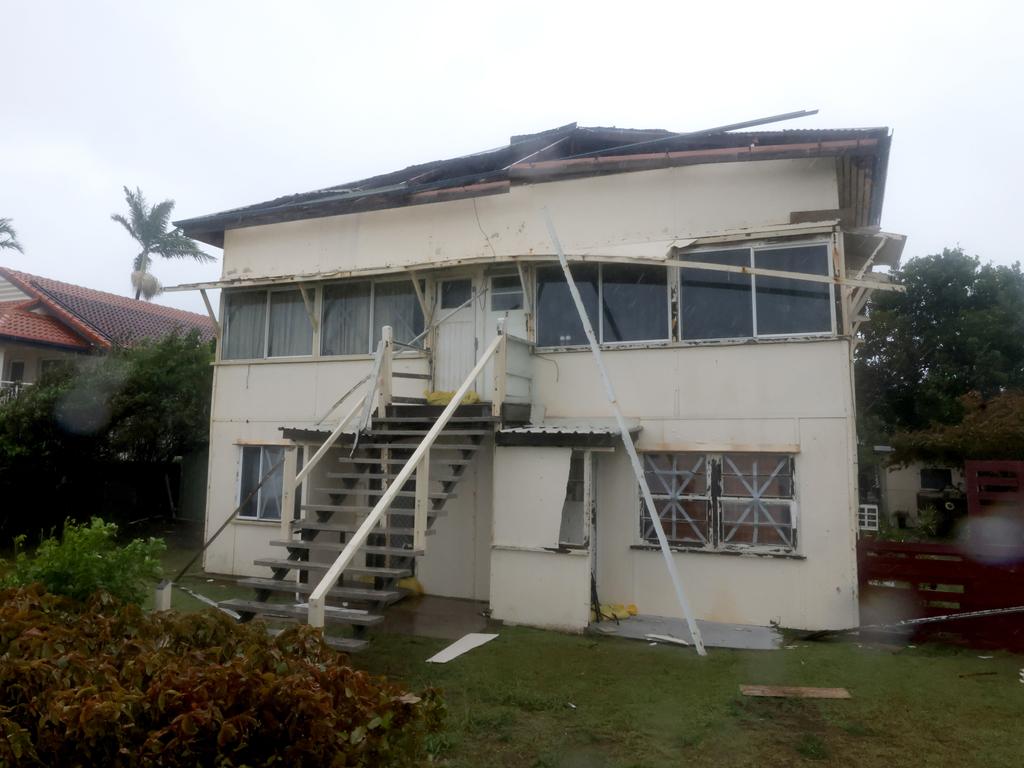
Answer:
353 627 1024 768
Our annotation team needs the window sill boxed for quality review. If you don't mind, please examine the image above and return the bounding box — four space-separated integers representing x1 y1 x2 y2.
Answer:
234 518 282 527
534 335 841 354
215 350 427 366
629 544 805 561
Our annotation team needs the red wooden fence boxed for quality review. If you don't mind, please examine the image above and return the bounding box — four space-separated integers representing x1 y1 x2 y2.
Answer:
964 460 1024 518
858 538 1024 649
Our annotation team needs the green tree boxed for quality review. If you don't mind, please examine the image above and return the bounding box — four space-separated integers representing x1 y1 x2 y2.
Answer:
856 248 1024 440
111 186 215 300
0 217 24 253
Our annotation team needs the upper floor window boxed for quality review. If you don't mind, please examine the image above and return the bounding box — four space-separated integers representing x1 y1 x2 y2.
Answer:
321 278 424 356
222 289 313 360
680 244 833 341
536 264 669 347
490 274 524 312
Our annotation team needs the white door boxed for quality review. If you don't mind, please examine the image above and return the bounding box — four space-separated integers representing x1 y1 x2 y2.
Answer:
434 278 478 392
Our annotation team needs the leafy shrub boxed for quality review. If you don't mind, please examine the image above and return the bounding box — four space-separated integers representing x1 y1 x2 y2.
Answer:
0 518 164 604
0 586 444 766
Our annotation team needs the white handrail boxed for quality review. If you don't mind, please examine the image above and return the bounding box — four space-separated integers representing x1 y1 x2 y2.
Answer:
307 325 506 628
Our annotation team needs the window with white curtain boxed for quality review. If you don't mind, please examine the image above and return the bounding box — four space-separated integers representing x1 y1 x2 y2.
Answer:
222 289 313 360
321 279 424 355
238 445 285 520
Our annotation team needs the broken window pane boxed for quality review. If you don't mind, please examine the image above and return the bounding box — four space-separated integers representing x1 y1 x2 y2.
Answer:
754 245 832 335
680 249 753 340
322 282 371 355
559 451 588 547
601 265 668 343
536 264 598 347
223 291 267 360
491 275 524 311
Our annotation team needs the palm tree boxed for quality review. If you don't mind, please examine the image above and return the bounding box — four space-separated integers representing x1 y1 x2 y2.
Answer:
0 218 24 253
111 186 215 300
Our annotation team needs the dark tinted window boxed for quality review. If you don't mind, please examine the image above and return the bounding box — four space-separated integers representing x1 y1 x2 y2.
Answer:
601 265 668 342
920 467 953 490
491 275 524 311
441 279 472 309
537 264 598 346
680 249 753 340
754 245 831 335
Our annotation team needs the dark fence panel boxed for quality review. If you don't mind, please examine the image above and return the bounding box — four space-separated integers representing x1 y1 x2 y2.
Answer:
858 538 1024 650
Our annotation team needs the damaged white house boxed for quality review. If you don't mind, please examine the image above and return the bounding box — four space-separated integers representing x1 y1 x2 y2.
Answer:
173 119 905 650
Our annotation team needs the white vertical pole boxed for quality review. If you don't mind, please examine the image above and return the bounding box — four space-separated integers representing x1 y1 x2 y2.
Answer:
280 445 299 540
414 449 430 552
492 318 508 418
543 209 707 656
378 325 393 416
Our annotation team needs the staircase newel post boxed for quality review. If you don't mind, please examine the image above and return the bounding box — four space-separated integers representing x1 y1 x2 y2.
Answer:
492 318 507 418
280 445 299 540
308 594 326 628
414 448 430 552
378 325 393 416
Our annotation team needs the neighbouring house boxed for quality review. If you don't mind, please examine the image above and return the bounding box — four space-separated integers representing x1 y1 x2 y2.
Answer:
0 268 215 399
871 448 965 527
173 121 905 649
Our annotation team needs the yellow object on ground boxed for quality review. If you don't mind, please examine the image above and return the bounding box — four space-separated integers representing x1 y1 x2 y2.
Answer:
590 603 632 622
425 390 481 406
396 576 424 595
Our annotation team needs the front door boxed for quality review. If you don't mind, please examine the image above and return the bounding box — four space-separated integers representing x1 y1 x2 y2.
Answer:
433 278 478 392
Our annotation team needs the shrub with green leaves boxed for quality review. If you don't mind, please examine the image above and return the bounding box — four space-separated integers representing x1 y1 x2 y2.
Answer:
0 586 443 767
0 518 164 604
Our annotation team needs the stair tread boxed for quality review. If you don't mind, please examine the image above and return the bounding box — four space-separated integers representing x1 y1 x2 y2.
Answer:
369 429 490 436
300 504 443 516
238 577 403 602
353 442 483 451
316 488 453 499
266 627 368 653
326 472 462 482
371 416 500 424
271 539 424 557
343 457 474 465
221 598 384 626
254 558 412 578
290 520 435 535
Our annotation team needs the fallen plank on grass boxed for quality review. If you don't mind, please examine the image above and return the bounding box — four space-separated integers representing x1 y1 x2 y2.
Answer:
645 633 690 646
426 633 499 663
740 685 851 699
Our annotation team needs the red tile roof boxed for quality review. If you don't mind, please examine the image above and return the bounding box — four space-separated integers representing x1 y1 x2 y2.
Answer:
0 269 215 348
0 300 91 350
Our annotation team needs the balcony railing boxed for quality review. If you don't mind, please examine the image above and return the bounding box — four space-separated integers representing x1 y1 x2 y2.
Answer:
0 381 30 405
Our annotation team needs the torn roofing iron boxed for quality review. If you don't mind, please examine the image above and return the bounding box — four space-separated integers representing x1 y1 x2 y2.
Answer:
0 268 216 348
174 121 892 247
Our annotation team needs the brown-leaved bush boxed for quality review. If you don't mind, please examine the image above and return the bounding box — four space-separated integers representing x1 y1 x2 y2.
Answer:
0 586 444 767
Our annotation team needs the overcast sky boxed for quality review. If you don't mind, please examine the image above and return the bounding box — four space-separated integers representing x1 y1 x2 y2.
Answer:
1 0 1021 315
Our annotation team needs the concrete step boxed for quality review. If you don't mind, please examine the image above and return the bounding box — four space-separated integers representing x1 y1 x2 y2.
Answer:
221 598 384 627
238 577 403 604
265 626 368 653
254 558 412 579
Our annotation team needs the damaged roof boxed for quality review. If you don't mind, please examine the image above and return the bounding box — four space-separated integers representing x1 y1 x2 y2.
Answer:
175 119 892 247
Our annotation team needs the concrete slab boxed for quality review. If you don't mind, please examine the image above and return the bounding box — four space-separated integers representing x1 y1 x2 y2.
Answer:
376 594 494 640
588 614 782 651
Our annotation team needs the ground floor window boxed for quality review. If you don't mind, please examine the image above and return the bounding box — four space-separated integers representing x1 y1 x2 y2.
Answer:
559 450 591 547
238 445 285 520
640 452 796 552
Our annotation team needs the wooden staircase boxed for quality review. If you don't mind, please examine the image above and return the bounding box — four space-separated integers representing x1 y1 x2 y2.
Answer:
220 402 498 652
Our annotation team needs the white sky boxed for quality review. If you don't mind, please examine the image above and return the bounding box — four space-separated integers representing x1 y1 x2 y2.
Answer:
1 0 1021 315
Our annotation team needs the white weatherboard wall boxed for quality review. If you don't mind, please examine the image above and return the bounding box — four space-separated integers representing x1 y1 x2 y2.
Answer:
490 446 591 631
220 159 837 280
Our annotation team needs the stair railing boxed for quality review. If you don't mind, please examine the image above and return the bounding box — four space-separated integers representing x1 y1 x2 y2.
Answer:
307 320 508 628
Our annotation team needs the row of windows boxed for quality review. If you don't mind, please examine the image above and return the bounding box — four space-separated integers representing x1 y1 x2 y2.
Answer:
221 243 833 360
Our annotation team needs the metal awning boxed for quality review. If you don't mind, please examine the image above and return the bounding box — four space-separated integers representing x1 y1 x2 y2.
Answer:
496 420 642 447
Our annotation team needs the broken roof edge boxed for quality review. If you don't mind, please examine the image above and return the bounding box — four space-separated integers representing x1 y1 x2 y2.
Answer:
175 129 892 247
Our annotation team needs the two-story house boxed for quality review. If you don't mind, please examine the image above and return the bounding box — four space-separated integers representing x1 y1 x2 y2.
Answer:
174 121 904 651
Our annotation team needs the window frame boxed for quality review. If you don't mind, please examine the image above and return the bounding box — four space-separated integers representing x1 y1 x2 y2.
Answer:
490 273 525 312
236 445 286 522
222 286 314 361
535 262 672 349
638 451 799 555
679 240 836 342
320 276 426 358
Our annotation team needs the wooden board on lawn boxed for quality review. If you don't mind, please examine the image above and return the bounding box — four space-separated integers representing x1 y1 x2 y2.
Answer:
740 685 851 699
